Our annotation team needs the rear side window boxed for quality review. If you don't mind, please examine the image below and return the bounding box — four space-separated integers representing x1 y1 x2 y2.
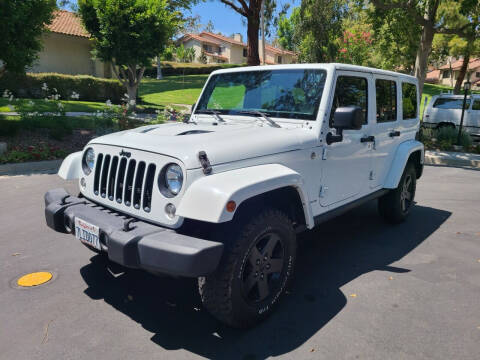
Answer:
433 98 471 109
473 100 480 110
331 76 368 125
402 82 417 120
376 79 397 122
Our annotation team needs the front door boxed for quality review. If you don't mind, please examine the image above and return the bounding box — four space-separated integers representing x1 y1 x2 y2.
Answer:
319 72 374 207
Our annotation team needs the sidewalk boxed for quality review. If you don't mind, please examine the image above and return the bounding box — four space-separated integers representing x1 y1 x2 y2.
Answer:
424 150 480 169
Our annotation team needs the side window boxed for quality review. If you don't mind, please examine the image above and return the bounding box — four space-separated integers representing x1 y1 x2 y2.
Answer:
331 76 368 126
472 99 480 110
376 79 397 122
402 82 418 120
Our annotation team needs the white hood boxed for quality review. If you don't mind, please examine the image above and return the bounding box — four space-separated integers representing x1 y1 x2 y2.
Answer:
89 121 316 169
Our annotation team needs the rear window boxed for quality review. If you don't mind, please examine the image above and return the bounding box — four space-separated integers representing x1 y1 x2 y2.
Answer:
433 98 471 109
402 82 417 119
376 79 397 122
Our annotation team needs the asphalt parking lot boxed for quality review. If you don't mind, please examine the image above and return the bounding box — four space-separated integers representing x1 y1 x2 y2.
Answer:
1 166 479 360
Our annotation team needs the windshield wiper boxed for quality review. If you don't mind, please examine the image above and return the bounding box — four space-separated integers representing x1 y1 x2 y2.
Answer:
194 109 226 124
234 110 281 128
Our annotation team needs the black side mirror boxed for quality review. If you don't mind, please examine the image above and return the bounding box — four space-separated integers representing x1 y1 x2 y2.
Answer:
327 106 363 144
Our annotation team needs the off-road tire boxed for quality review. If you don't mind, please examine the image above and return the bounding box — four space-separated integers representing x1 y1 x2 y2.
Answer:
378 162 417 224
198 208 296 328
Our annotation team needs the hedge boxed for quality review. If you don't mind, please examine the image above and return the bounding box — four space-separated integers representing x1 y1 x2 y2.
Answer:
144 61 245 77
0 72 125 102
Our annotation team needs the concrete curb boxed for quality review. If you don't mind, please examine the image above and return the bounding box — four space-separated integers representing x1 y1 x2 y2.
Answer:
0 159 62 176
425 150 480 169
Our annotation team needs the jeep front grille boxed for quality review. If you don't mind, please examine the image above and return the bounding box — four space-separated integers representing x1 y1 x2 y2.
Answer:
93 153 156 212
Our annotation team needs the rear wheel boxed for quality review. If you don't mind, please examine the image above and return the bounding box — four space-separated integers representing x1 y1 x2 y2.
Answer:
378 163 416 224
198 208 296 328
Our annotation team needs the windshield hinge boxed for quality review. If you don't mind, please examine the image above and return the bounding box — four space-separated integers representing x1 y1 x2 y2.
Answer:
198 151 212 175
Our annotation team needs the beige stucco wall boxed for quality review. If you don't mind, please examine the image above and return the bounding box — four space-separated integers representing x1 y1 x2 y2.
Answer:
229 44 247 64
30 33 107 77
183 39 202 63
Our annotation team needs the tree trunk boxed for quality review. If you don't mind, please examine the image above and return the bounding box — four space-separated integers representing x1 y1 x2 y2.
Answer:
454 53 470 94
247 15 260 66
156 56 163 80
414 23 435 96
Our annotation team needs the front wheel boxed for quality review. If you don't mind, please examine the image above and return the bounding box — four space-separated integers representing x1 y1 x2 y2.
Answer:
378 163 417 224
198 208 296 328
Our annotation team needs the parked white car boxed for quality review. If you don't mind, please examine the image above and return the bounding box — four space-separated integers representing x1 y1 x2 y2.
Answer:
423 94 480 137
44 64 424 328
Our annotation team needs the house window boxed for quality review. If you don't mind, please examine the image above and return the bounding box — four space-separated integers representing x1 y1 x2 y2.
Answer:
375 79 397 122
442 70 451 79
203 44 208 51
243 48 247 57
476 72 480 78
277 56 282 64
402 82 417 120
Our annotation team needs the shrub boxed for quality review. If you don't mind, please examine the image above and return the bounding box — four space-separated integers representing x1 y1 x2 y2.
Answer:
0 117 20 137
436 126 473 148
436 126 458 144
0 72 125 102
144 61 244 77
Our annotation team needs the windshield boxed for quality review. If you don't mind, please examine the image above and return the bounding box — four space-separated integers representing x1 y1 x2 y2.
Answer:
196 69 327 120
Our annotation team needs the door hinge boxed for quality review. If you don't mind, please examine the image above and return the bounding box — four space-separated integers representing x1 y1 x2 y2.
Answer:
319 185 328 198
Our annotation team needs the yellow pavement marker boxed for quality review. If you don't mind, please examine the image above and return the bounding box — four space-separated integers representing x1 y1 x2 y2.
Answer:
17 272 52 287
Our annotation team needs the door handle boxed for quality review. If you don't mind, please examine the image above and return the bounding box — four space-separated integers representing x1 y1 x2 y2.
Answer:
389 131 401 137
360 135 375 143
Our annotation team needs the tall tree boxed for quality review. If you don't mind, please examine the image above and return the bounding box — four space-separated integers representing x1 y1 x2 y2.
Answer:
370 0 478 94
218 0 263 65
0 0 56 78
78 0 180 102
203 20 215 33
296 0 347 62
276 8 299 52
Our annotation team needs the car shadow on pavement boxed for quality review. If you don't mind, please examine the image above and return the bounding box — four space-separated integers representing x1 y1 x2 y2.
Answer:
80 202 451 359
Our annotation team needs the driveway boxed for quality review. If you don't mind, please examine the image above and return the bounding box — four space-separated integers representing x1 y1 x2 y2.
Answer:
0 166 479 359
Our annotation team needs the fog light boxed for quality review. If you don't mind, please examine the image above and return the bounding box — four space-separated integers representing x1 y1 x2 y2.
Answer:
165 203 176 219
80 177 86 189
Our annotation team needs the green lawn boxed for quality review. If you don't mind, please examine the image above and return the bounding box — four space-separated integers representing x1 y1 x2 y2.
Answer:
139 75 208 106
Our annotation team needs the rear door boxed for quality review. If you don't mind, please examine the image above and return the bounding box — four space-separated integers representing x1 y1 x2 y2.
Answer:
370 75 400 189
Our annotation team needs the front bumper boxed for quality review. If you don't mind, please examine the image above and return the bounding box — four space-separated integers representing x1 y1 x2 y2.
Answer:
44 188 224 277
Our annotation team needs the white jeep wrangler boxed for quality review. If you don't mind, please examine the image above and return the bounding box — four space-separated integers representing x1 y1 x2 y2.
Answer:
45 64 424 328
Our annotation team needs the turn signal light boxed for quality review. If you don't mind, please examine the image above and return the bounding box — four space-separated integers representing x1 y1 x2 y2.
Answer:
226 201 236 212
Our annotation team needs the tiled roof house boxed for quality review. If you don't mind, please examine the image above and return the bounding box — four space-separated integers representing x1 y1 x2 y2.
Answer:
30 10 110 77
178 32 297 65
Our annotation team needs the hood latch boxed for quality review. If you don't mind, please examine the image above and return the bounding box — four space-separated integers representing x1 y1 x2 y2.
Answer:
198 151 212 175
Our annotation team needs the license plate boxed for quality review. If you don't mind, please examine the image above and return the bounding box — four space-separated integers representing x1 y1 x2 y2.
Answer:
75 217 101 250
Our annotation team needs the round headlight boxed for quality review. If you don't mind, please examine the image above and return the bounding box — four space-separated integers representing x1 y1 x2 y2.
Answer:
82 148 95 175
165 164 183 195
